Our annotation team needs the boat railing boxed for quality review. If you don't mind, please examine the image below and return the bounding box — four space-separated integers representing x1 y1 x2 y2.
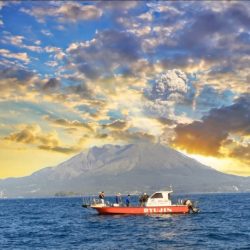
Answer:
82 197 112 207
82 197 100 207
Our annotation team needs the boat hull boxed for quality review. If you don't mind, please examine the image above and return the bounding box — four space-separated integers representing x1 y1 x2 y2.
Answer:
91 205 189 215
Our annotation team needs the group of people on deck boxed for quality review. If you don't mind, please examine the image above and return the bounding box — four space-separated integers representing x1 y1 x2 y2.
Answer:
98 191 149 207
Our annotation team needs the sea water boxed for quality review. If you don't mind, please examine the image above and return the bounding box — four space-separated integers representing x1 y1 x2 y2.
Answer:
0 193 250 249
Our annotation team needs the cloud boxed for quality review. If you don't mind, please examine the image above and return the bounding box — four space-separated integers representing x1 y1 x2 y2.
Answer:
57 3 102 22
66 83 94 100
175 3 249 50
144 69 196 122
44 115 94 132
3 124 79 154
0 66 37 100
125 1 250 97
21 2 102 23
98 1 137 12
44 46 65 60
42 78 61 91
0 0 19 14
102 120 127 130
111 129 156 144
144 99 173 120
195 85 234 112
172 94 250 156
147 69 188 102
0 49 30 63
45 61 58 67
1 33 43 53
0 65 79 105
225 3 250 28
0 65 65 104
167 3 250 70
4 124 58 146
66 29 141 79
0 66 34 82
0 63 96 105
230 143 250 164
0 2 6 10
41 29 53 37
38 145 79 154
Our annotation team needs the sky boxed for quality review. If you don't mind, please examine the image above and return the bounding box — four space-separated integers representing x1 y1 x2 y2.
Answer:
0 1 249 178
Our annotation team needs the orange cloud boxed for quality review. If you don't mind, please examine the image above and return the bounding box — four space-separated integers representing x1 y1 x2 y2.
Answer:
172 95 250 159
3 124 80 154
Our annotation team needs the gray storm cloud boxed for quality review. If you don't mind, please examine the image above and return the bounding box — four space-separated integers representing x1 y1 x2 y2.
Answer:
150 69 188 102
144 69 192 120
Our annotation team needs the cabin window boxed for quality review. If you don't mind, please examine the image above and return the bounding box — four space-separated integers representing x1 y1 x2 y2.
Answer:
151 193 163 198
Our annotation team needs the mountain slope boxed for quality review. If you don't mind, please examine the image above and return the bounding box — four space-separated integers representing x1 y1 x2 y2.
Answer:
0 143 249 197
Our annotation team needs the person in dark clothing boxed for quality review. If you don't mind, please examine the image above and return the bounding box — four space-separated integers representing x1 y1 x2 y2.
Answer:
125 194 131 207
139 195 144 206
143 193 149 204
139 193 149 206
99 191 105 204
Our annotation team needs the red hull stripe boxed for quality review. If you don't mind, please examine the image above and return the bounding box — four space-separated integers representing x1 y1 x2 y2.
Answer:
93 206 189 215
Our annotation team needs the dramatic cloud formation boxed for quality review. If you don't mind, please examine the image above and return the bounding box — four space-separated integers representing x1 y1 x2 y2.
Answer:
147 69 189 102
0 1 249 177
144 69 195 122
173 94 250 159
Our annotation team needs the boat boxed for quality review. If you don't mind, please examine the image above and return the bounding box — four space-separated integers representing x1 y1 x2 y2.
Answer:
84 190 199 215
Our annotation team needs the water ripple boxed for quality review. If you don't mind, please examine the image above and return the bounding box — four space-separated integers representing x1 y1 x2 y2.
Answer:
0 193 250 249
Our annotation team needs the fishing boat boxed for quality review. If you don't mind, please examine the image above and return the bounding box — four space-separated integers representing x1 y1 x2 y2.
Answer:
84 190 199 215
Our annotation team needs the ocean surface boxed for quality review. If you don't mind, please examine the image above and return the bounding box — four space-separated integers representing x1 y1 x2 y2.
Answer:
0 193 250 249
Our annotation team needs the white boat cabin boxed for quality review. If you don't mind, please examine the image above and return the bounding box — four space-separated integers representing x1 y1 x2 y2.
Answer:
146 191 172 207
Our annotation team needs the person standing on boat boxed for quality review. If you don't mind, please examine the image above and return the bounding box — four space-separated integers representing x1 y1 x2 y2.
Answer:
139 195 143 206
115 193 122 204
125 194 130 207
143 193 149 205
99 191 105 204
139 193 149 206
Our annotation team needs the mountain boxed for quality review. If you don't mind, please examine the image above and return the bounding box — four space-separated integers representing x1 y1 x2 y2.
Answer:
0 143 250 198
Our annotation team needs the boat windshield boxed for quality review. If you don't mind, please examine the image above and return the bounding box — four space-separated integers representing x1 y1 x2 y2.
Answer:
151 193 163 198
